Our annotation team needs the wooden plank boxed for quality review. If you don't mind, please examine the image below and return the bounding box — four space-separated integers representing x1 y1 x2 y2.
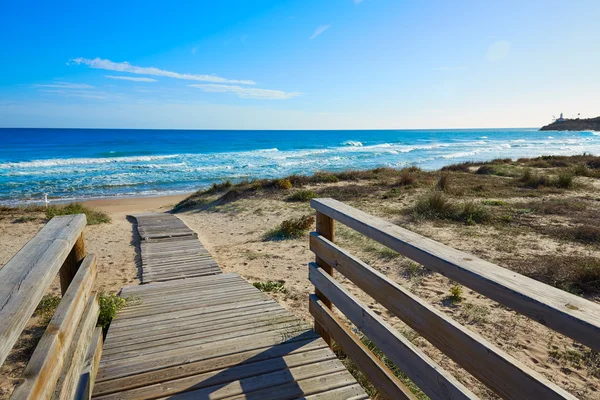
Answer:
310 263 475 400
311 197 600 352
93 339 327 396
300 384 369 400
0 214 87 367
75 328 103 400
314 211 334 347
53 294 100 400
94 348 337 399
151 359 349 400
310 233 576 400
96 330 320 383
10 254 97 400
59 233 86 295
309 295 416 400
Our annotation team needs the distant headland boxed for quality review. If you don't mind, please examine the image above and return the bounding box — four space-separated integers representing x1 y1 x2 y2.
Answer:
540 114 600 131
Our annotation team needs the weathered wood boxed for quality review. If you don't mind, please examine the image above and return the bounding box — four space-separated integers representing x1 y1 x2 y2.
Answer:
311 197 600 353
314 210 334 347
310 232 576 400
53 294 100 400
10 254 97 400
309 295 416 400
0 214 87 367
59 233 86 295
75 327 103 400
310 263 476 400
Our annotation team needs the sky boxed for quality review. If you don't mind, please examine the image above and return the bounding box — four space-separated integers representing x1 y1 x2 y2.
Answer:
0 0 599 129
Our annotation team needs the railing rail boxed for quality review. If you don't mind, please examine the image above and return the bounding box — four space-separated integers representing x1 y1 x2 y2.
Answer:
309 198 598 400
0 214 104 400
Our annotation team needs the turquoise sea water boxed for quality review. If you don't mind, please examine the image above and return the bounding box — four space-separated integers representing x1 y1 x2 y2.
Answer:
0 128 598 204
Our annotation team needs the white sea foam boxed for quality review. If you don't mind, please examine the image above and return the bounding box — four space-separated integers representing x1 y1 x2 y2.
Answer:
341 140 363 147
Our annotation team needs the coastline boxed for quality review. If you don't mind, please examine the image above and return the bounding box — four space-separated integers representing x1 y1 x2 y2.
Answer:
80 193 190 217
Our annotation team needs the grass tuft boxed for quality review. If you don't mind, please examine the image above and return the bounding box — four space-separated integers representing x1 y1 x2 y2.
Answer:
35 294 61 325
286 190 317 202
253 281 287 293
264 215 315 240
46 203 110 225
275 178 293 190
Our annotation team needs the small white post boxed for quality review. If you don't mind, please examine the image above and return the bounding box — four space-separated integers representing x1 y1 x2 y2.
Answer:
44 193 50 209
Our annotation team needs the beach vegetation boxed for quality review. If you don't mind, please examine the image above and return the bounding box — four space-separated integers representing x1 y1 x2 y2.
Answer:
35 294 61 325
98 292 128 331
459 303 490 325
436 173 450 191
253 281 287 293
448 285 464 303
13 215 39 223
441 162 474 172
275 178 293 190
555 171 574 188
287 190 317 202
397 170 416 186
46 203 110 225
264 215 314 240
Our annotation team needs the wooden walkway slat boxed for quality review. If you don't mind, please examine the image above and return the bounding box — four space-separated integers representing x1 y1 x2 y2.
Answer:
92 213 366 399
131 213 220 283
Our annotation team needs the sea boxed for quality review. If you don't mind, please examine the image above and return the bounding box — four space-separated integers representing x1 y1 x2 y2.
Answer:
1 128 598 205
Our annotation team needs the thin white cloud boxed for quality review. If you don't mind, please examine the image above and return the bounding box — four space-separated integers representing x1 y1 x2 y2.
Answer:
310 24 331 40
105 75 158 82
189 84 301 100
486 40 511 62
70 58 256 85
354 0 363 3
32 82 94 89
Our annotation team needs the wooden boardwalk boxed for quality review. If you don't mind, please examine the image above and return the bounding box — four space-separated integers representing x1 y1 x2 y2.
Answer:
132 213 221 283
92 213 367 399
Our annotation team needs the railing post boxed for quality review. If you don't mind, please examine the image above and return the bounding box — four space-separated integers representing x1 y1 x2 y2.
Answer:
314 211 334 347
59 233 86 295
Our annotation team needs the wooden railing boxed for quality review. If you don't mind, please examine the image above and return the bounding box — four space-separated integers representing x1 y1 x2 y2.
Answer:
309 198 600 400
0 214 103 400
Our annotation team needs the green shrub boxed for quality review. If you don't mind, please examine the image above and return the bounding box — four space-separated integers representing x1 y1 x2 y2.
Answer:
518 168 550 188
573 164 590 177
253 281 287 293
476 165 496 175
441 162 473 172
287 190 317 202
556 171 574 188
264 215 315 240
457 202 491 225
275 178 293 190
13 215 39 223
412 190 455 219
449 285 463 303
97 292 127 330
46 203 110 225
35 294 61 324
313 172 339 183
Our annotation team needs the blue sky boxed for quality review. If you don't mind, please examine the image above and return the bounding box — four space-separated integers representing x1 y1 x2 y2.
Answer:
1 0 598 129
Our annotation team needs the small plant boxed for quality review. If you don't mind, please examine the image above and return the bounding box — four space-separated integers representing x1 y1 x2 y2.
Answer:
46 203 111 225
412 190 454 219
275 178 293 190
287 190 317 202
457 202 490 225
398 171 415 186
555 171 574 188
253 281 287 293
481 199 505 206
476 165 496 175
313 172 339 183
460 303 490 325
448 285 463 303
518 168 549 188
35 294 61 324
264 215 315 240
573 164 590 177
97 292 127 330
436 173 450 191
